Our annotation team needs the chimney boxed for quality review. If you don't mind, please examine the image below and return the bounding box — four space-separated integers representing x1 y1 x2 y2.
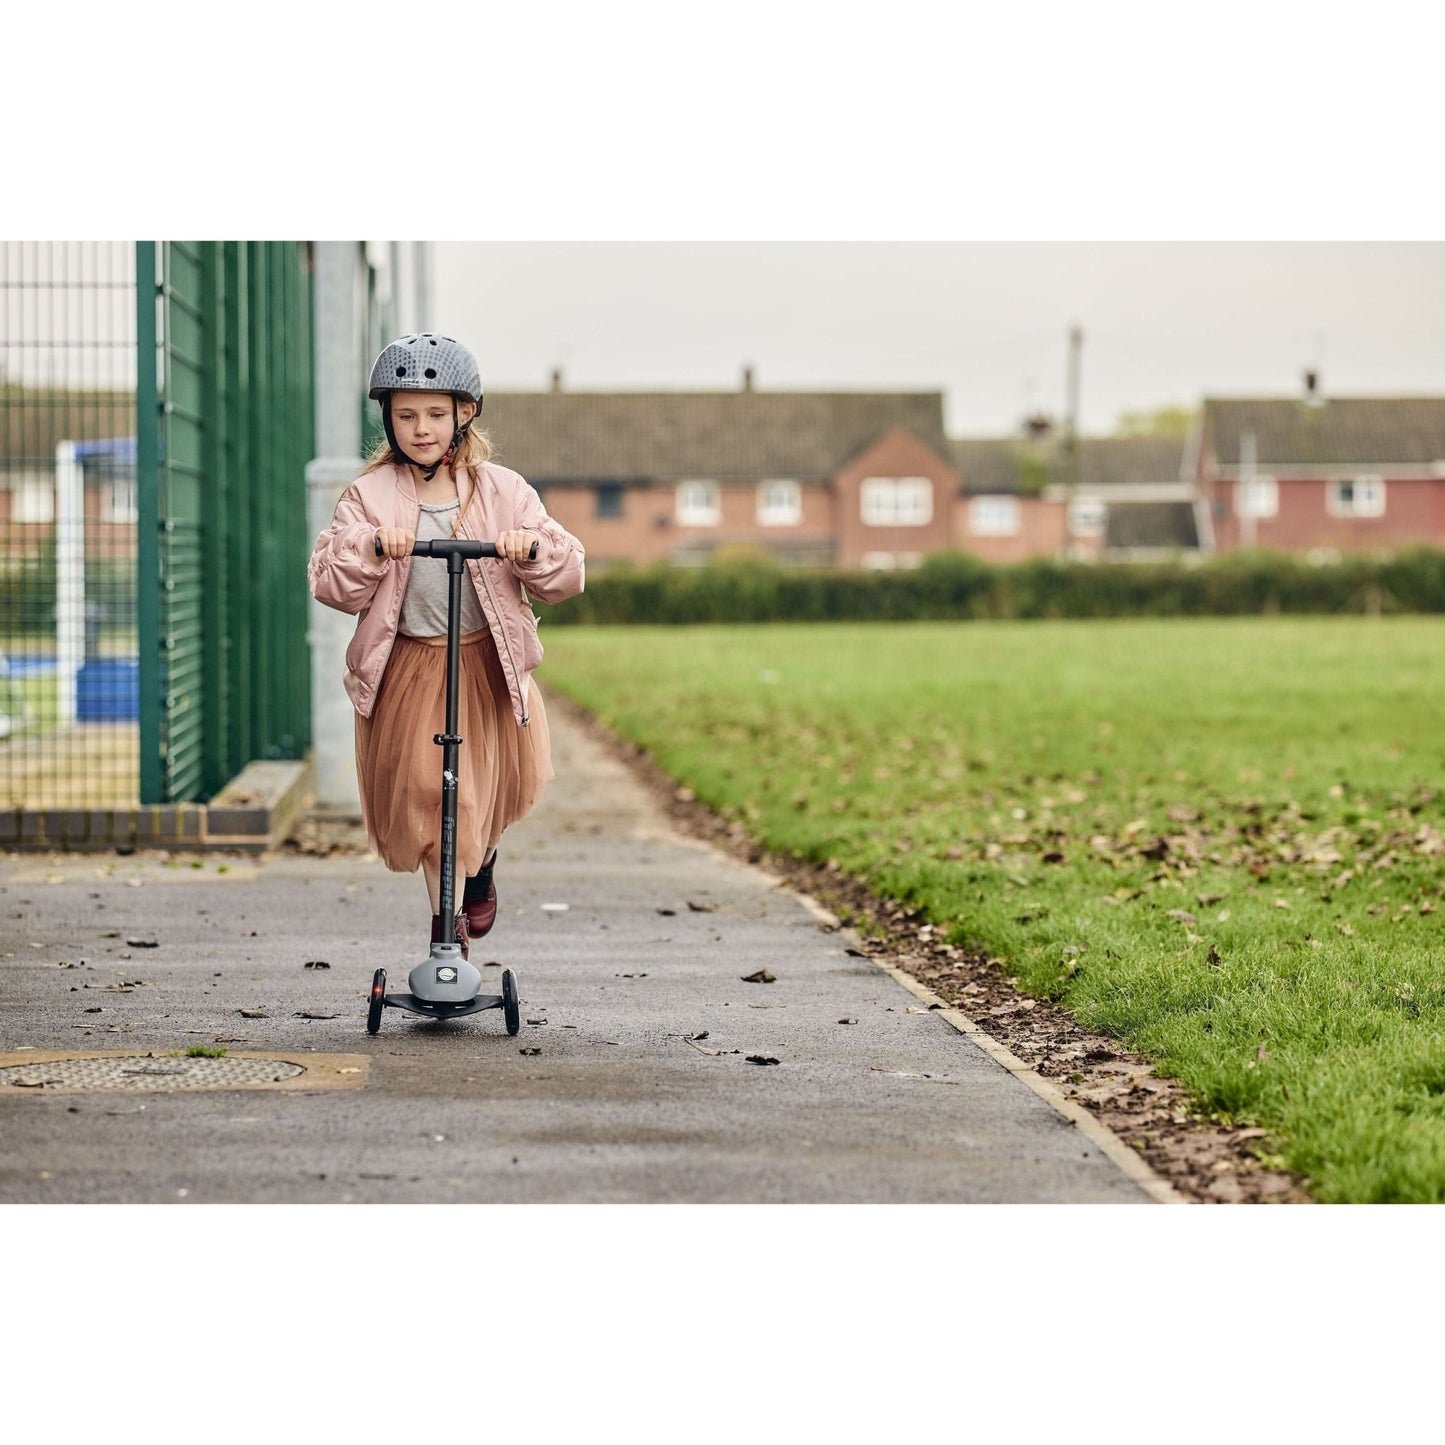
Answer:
741 365 754 392
550 367 563 393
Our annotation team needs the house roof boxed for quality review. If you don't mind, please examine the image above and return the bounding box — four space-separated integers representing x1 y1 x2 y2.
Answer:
1075 436 1186 487
948 439 1020 494
948 434 1186 495
476 389 948 485
0 388 135 468
1203 397 1445 468
1104 501 1199 552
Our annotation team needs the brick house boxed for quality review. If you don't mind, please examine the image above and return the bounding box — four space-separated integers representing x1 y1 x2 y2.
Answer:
480 378 961 569
948 433 1197 563
1191 390 1445 555
0 387 137 561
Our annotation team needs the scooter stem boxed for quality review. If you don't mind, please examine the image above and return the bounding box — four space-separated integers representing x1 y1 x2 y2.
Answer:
435 550 466 936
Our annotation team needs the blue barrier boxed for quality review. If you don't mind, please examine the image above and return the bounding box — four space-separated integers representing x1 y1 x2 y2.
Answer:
76 659 139 722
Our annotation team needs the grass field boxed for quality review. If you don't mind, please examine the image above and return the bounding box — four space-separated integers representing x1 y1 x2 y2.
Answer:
538 616 1445 1203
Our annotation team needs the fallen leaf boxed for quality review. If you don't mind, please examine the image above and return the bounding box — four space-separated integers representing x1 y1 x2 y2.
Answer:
1206 945 1223 967
687 900 717 912
294 1011 339 1020
1165 909 1197 927
838 1018 858 1025
125 938 159 948
237 1009 269 1019
303 960 331 970
746 1055 781 1066
741 969 776 984
657 908 677 916
519 1047 542 1056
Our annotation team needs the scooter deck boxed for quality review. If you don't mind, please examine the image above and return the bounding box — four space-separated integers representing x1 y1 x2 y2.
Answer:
383 992 505 1019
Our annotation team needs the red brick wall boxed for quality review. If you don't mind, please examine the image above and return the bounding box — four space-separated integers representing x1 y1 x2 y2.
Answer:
1212 476 1445 552
540 480 836 567
832 428 959 568
949 494 1067 563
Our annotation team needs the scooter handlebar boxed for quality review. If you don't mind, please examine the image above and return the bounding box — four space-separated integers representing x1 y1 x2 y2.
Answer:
373 537 538 561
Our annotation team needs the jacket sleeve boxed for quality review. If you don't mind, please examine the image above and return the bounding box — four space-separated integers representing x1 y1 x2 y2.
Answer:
510 480 586 604
307 482 390 615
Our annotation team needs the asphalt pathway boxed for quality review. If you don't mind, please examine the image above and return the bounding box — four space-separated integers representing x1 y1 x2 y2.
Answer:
0 706 1151 1203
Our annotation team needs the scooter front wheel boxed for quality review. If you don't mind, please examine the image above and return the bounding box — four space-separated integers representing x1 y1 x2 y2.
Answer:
367 969 386 1035
501 968 520 1036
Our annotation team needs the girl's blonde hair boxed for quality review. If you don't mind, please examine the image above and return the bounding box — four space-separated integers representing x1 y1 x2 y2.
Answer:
362 404 495 476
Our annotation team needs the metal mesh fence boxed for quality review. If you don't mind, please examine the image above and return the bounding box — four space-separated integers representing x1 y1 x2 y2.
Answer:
1 242 138 808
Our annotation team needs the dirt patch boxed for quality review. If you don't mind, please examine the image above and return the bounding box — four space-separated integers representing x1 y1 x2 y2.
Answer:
549 694 1312 1206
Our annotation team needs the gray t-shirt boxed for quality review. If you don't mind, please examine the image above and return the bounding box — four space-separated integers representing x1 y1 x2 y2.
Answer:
398 501 487 638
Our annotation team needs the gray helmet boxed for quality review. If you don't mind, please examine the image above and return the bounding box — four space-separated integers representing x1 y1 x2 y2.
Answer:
367 333 483 406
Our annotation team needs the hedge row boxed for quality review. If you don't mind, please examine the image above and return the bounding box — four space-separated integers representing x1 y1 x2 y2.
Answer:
546 548 1445 625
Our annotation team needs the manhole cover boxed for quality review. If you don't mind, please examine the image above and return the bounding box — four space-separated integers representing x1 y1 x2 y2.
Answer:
0 1055 306 1093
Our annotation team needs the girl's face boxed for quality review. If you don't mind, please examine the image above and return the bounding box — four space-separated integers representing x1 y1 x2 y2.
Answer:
390 390 478 464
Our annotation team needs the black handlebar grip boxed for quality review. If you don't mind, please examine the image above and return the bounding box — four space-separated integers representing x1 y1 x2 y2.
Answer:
373 537 539 560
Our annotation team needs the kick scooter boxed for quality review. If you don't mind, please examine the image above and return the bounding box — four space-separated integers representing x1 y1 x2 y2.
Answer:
365 535 535 1036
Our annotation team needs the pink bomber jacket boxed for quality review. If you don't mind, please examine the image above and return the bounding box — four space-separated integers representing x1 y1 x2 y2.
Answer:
307 460 585 725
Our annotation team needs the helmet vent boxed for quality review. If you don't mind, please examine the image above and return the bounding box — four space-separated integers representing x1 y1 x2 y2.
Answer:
395 366 407 376
424 367 437 378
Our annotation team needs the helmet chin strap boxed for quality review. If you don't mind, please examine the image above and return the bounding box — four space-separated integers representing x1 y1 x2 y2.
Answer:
384 396 468 482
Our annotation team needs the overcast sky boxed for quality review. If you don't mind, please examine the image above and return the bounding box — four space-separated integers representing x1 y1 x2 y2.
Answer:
433 242 1445 438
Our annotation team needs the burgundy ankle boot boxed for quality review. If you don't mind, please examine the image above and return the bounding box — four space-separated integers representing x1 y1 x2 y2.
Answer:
431 911 470 959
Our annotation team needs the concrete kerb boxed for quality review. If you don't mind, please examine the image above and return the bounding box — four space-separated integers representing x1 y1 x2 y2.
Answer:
772 878 1189 1206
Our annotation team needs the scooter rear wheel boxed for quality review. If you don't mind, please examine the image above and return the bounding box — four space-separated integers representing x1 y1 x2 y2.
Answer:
501 968 520 1036
367 968 386 1035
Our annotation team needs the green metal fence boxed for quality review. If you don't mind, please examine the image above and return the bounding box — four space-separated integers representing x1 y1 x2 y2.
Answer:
135 242 315 804
1 242 140 812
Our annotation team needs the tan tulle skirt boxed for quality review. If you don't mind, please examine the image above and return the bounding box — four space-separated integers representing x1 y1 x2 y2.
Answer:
355 628 553 877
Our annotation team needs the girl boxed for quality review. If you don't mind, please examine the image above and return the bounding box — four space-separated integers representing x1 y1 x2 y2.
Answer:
308 332 585 954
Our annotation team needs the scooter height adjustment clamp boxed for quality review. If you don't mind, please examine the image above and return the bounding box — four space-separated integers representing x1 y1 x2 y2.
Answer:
433 732 463 745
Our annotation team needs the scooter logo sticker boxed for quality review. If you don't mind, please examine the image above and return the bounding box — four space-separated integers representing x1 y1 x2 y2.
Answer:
436 966 458 985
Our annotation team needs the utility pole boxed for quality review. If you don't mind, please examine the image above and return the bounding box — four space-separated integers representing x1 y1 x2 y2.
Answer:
1063 323 1083 555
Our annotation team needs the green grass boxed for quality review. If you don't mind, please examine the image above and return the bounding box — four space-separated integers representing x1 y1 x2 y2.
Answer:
538 616 1445 1203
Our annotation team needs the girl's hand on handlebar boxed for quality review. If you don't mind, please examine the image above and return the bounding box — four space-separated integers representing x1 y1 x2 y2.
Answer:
376 527 415 560
496 529 541 564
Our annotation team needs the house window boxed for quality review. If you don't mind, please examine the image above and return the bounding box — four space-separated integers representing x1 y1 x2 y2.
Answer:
1237 476 1278 519
595 484 624 519
968 495 1021 537
1068 496 1107 538
676 479 720 526
756 479 801 526
860 476 933 526
861 551 922 570
102 477 138 525
10 475 54 524
1327 475 1385 518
